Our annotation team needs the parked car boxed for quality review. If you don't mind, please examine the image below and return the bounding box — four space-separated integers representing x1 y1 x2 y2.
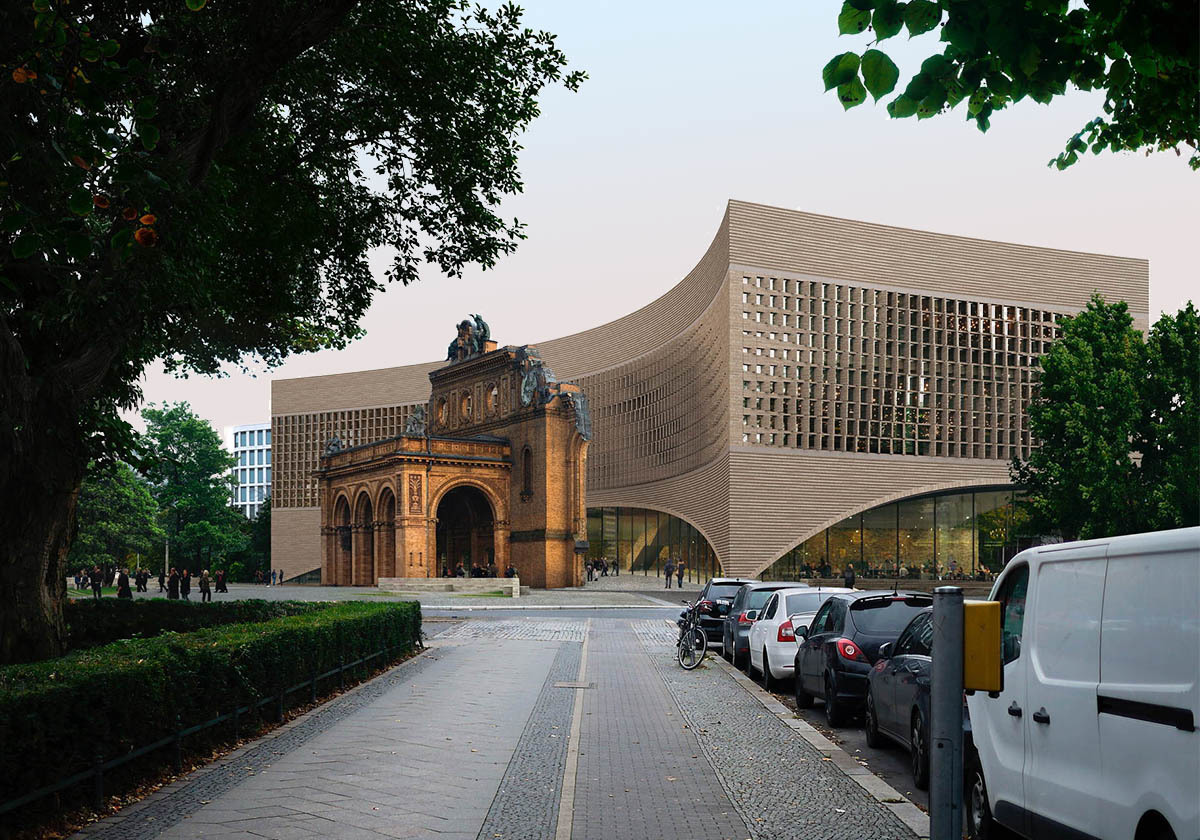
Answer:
864 606 974 791
966 527 1199 840
793 590 933 727
678 577 755 647
722 581 808 669
747 587 854 689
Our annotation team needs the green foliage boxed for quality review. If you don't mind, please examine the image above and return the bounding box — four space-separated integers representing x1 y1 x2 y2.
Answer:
225 499 271 582
63 597 325 652
140 402 247 571
68 461 163 570
824 0 1199 169
1011 297 1200 540
0 601 421 821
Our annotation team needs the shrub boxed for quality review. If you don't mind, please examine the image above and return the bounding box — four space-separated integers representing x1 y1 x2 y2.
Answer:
0 601 421 827
63 598 328 652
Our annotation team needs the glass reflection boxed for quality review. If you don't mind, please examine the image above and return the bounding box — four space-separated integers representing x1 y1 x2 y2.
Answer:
587 506 718 582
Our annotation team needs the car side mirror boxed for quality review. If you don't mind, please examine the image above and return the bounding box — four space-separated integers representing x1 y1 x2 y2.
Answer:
878 642 893 659
745 610 759 621
795 625 808 639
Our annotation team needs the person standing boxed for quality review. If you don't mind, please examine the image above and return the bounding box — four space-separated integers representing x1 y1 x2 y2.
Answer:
216 569 227 593
116 568 132 599
611 557 619 576
676 560 685 589
199 570 212 603
843 563 856 589
180 568 191 600
158 569 166 592
167 567 180 600
664 558 675 589
89 566 103 599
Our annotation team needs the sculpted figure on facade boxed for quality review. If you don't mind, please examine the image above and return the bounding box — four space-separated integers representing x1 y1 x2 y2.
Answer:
446 315 493 361
404 405 427 437
470 314 491 355
515 345 558 407
323 435 345 456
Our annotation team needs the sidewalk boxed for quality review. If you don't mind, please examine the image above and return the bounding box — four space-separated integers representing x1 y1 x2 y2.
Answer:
74 618 924 840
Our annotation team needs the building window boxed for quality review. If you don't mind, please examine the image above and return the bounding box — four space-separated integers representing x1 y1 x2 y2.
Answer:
521 446 533 502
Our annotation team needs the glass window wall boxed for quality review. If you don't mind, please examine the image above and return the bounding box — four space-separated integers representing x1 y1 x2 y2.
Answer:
587 507 718 582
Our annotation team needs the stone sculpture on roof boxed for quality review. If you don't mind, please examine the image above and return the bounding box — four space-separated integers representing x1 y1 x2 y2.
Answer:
515 346 558 407
445 314 493 362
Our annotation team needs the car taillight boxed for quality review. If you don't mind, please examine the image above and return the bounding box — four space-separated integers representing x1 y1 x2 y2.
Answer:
836 638 867 662
737 611 754 625
777 620 795 642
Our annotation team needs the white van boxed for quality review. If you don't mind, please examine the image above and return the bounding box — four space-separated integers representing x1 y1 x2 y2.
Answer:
966 527 1199 840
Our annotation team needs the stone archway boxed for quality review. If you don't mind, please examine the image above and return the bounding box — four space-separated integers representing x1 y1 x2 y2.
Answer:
333 495 352 584
353 492 374 585
436 485 495 577
377 487 396 579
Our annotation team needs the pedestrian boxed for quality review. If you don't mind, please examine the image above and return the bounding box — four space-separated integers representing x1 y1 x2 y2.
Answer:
455 562 466 578
199 570 212 603
89 566 103 599
676 560 685 588
158 569 166 592
216 569 227 593
599 558 608 577
504 563 517 578
180 568 191 600
487 559 498 578
167 567 180 600
611 556 619 576
843 563 856 589
664 558 675 589
116 568 132 599
585 560 593 582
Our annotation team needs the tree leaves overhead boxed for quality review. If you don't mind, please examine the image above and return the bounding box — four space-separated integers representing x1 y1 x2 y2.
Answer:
819 0 1199 170
822 52 861 91
861 50 899 101
1011 297 1200 540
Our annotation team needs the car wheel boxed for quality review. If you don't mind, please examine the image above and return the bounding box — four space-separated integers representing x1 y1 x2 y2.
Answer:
864 688 883 748
722 637 733 662
966 760 997 840
911 711 930 790
762 651 774 691
824 676 847 727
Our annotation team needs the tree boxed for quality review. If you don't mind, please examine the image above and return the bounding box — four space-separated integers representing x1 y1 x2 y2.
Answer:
68 461 163 572
140 402 245 572
1011 296 1199 540
822 0 1198 169
0 1 581 663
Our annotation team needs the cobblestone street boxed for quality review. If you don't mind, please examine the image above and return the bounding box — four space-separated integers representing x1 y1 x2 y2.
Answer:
74 619 926 840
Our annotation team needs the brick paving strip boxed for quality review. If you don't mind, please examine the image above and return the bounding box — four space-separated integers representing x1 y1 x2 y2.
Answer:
634 619 929 840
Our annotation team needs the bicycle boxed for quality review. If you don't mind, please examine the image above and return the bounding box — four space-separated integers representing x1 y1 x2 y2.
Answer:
676 599 708 669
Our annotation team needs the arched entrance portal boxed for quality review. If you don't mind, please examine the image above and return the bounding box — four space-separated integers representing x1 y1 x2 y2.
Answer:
436 486 495 577
334 496 352 583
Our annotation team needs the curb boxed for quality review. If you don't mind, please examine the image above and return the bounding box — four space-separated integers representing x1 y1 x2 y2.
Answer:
714 652 931 839
420 603 673 611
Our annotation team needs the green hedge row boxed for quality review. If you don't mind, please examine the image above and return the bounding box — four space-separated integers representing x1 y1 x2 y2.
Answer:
0 601 421 823
64 598 329 652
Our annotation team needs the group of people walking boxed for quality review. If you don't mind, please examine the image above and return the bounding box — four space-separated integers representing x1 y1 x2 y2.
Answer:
74 566 153 599
662 558 688 588
159 568 227 601
442 560 517 578
584 557 617 581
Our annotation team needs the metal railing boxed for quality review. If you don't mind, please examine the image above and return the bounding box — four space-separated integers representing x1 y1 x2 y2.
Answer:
0 642 412 819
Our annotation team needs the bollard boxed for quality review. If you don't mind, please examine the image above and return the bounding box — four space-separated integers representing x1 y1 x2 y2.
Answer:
311 669 318 704
931 586 964 840
173 714 183 772
93 747 104 810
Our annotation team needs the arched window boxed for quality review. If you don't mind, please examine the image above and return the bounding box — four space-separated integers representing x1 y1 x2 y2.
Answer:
521 446 533 501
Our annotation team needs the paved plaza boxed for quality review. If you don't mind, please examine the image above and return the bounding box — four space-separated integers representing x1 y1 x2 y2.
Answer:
75 619 927 840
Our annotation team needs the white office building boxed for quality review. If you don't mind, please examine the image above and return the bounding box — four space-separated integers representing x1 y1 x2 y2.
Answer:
232 422 271 519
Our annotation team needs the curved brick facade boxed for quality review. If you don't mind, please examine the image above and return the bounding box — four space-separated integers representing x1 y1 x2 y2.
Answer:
271 200 1149 582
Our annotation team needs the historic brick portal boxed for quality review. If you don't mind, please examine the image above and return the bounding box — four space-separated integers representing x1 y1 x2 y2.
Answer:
317 326 591 588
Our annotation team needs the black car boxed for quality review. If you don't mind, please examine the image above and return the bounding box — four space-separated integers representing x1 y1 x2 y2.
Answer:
679 577 755 646
864 606 974 791
793 590 932 727
721 581 807 669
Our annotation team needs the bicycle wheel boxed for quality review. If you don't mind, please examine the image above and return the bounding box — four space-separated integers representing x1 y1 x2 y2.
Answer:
677 626 707 670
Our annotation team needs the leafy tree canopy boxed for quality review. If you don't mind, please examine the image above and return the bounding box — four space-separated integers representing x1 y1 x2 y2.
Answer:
68 460 163 570
140 402 245 570
822 0 1199 169
1012 296 1199 540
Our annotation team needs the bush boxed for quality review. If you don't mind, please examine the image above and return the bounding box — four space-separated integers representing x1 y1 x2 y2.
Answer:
64 598 328 652
0 601 421 826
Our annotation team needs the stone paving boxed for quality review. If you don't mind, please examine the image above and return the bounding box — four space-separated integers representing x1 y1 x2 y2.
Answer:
74 618 923 840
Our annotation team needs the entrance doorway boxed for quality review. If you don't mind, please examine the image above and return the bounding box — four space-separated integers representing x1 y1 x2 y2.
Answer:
436 486 495 577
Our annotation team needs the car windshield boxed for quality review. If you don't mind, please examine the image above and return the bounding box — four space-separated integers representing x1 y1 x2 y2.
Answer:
849 596 932 634
785 591 833 615
705 583 744 601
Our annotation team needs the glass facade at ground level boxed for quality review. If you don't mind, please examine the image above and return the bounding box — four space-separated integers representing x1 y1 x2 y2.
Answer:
586 507 719 584
762 486 1039 583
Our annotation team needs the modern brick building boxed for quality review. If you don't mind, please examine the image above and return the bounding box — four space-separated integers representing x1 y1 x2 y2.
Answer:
270 200 1149 584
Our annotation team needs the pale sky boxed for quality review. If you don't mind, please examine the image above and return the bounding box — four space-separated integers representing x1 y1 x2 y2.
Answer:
133 1 1199 443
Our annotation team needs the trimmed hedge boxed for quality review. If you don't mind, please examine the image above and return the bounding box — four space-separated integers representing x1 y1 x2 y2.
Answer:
64 598 329 652
0 601 421 823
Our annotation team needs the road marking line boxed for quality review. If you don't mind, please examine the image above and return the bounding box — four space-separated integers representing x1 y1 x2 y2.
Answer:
554 618 590 840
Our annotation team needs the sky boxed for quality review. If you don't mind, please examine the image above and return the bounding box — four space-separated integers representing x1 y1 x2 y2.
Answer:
133 1 1199 443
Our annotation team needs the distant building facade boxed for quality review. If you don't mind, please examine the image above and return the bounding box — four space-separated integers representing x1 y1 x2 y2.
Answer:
232 422 271 519
270 201 1149 584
